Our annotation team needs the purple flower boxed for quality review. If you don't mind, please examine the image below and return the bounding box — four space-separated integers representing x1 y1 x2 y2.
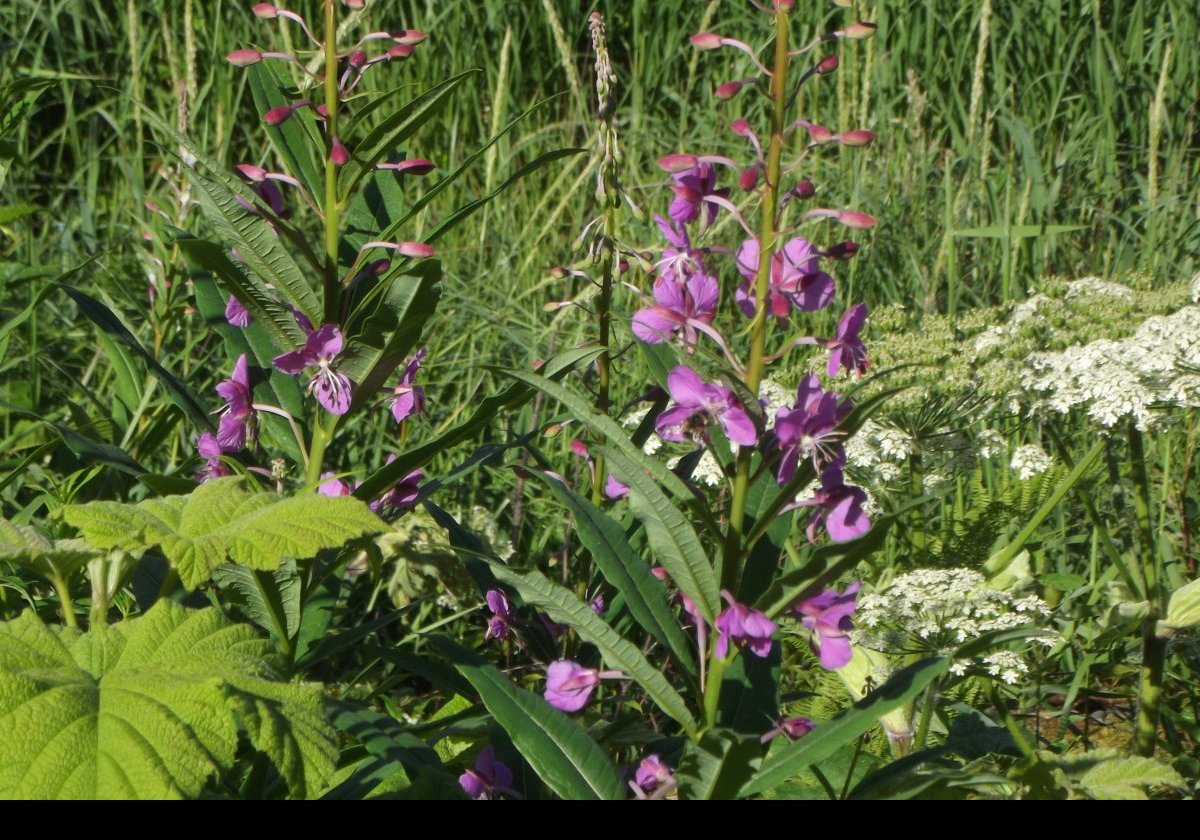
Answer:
827 303 869 378
273 321 353 414
792 581 860 669
655 365 758 447
459 746 514 800
214 354 254 451
318 472 354 497
604 473 630 500
734 237 834 321
590 593 606 617
761 716 816 744
195 432 233 482
773 375 849 484
390 347 427 424
669 162 728 227
799 463 871 544
544 660 601 712
484 589 516 642
225 295 251 327
367 454 422 515
714 589 776 659
634 754 674 795
632 270 719 348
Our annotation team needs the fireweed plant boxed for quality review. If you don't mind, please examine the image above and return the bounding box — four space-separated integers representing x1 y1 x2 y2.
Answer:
439 2 966 801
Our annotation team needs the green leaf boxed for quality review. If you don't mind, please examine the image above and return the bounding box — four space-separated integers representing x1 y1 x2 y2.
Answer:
0 518 98 581
429 637 626 800
56 284 213 431
1159 577 1200 635
602 446 721 624
488 566 697 731
740 658 947 797
0 399 146 476
523 469 696 680
212 560 302 646
62 477 385 590
677 730 762 800
354 347 602 501
340 71 476 202
0 601 336 798
248 63 324 202
1076 754 1184 800
953 224 1084 238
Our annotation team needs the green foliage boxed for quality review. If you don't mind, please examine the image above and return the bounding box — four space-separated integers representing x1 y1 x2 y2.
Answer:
0 517 98 581
1012 749 1185 800
0 600 336 799
62 477 384 590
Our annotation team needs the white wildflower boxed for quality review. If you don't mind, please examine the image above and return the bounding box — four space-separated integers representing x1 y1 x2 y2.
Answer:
1065 276 1133 301
1010 444 1052 480
981 651 1028 684
975 428 1008 459
759 378 793 427
622 405 663 455
666 449 724 487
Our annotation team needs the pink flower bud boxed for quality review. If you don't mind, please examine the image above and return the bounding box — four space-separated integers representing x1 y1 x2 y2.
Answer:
330 136 350 165
234 163 268 182
730 119 752 137
396 241 435 258
227 49 263 66
315 103 329 119
715 80 745 100
386 44 415 60
806 123 833 144
393 29 427 45
342 0 365 9
816 55 839 74
252 3 278 18
838 210 876 229
263 105 295 125
792 180 815 199
739 164 761 190
835 130 875 147
844 22 877 38
657 153 698 173
397 158 435 175
825 240 860 260
689 32 723 50
350 50 367 68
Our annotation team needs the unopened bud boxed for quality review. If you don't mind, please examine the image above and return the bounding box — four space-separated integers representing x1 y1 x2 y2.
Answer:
393 29 427 45
396 241 435 258
730 119 753 137
835 129 875 147
825 241 860 260
816 54 839 74
618 259 630 274
844 22 877 39
227 49 263 66
549 266 569 279
342 0 365 9
658 153 698 173
806 123 833 144
252 4 279 19
234 163 268 182
263 105 295 125
689 32 723 50
837 210 876 229
397 158 435 175
350 50 367 68
386 44 414 60
715 80 744 100
739 164 762 191
792 180 815 199
315 103 329 119
330 136 350 165
774 0 795 11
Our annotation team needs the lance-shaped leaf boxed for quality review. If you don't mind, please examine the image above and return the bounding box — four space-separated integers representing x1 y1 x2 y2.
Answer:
62 477 384 590
0 601 336 799
523 469 696 680
429 637 626 800
740 658 946 797
489 565 697 732
602 446 721 623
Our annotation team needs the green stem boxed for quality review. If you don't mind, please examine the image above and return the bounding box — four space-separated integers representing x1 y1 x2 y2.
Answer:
322 0 340 321
1128 421 1166 757
913 676 940 751
592 217 616 505
701 654 728 733
52 574 78 630
721 8 790 594
1134 629 1166 757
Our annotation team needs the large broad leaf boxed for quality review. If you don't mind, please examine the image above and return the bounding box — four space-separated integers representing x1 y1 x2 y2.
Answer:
0 601 336 799
0 518 98 581
1159 577 1200 635
523 469 696 680
429 637 626 800
602 447 721 624
488 566 697 732
1075 753 1184 800
211 560 302 649
740 658 947 797
62 477 384 590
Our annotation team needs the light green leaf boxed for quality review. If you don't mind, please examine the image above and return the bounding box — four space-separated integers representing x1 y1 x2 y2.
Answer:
488 566 697 731
1076 754 1184 800
0 518 98 581
953 224 1085 238
1158 577 1200 635
62 477 385 590
430 637 626 800
212 559 302 645
0 601 336 799
677 730 762 800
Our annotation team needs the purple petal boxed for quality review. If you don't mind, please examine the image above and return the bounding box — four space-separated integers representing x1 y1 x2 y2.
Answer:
825 487 870 542
718 404 759 447
654 404 698 442
544 660 598 712
216 414 247 451
735 238 760 279
666 365 707 407
273 348 314 375
631 306 681 344
313 369 353 415
225 296 251 327
307 323 344 361
459 770 486 800
604 473 630 500
196 432 222 459
654 214 689 249
817 633 853 669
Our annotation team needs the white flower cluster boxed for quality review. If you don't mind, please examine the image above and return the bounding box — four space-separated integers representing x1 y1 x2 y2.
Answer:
758 378 793 426
1010 444 1053 480
666 450 725 487
622 405 662 455
854 568 1054 683
845 420 912 480
975 428 1008 459
1065 276 1134 301
1023 305 1200 430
